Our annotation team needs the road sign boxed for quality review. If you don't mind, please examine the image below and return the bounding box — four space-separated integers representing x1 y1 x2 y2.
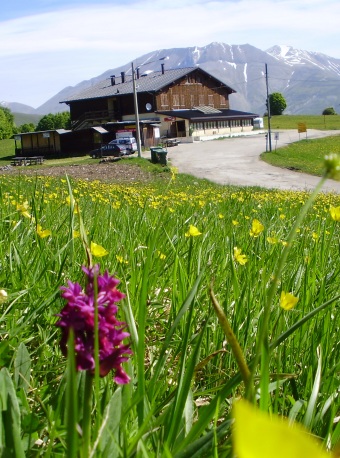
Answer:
298 123 307 133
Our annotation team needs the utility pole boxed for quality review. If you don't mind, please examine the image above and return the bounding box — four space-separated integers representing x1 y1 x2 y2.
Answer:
265 63 272 152
132 61 142 158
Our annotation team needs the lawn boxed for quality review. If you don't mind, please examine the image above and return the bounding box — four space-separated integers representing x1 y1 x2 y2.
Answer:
264 114 340 131
0 166 339 456
261 135 340 176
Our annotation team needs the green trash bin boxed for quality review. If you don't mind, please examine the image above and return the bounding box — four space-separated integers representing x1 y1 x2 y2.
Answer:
157 150 167 166
150 147 167 165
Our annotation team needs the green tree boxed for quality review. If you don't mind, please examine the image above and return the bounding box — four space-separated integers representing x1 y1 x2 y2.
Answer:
269 92 287 115
54 112 71 129
18 123 36 133
36 112 70 131
0 107 15 139
322 107 336 115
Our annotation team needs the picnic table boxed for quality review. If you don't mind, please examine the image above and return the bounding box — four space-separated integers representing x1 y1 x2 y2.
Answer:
164 138 180 147
11 156 44 166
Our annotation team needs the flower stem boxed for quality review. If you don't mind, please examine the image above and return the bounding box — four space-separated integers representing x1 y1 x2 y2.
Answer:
210 286 251 390
82 371 93 458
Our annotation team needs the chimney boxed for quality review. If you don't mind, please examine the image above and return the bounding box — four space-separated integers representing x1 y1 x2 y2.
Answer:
161 63 165 74
136 67 140 79
110 75 115 86
121 71 125 83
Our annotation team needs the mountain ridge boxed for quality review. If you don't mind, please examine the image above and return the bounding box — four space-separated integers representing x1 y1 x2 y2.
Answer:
3 42 340 116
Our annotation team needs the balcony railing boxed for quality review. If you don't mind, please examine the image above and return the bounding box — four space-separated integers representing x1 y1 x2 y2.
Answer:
71 110 119 130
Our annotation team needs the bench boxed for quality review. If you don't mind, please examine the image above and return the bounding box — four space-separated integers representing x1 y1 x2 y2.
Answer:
164 138 180 147
11 156 44 166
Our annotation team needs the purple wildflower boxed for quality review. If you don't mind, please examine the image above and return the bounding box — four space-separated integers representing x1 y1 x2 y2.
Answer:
56 265 132 384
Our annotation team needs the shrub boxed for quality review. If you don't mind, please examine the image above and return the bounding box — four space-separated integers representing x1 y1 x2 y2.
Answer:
322 107 337 115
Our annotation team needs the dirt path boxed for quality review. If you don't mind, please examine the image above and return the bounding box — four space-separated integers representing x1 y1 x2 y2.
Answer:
164 130 340 193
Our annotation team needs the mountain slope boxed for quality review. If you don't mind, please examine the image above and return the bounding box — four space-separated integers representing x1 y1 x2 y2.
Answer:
10 42 340 116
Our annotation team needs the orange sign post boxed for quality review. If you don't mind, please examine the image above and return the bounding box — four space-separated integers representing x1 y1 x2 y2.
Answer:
297 123 307 140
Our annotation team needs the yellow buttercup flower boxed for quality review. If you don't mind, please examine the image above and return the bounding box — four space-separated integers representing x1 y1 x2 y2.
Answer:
16 201 31 219
170 166 178 181
112 201 121 209
232 220 239 226
66 195 75 206
66 195 80 213
116 255 128 264
73 230 80 238
151 201 161 209
157 250 166 260
185 225 202 237
329 205 340 221
267 236 278 244
249 219 264 237
233 400 331 458
233 247 248 265
280 291 299 310
90 242 108 257
36 224 52 239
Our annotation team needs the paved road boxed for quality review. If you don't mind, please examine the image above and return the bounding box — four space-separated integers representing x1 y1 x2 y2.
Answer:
163 130 340 193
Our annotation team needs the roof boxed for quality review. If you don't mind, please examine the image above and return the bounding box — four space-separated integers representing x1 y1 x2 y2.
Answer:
16 129 72 136
157 108 259 121
60 67 236 104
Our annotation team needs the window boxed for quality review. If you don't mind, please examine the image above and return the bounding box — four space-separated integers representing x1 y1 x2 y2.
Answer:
208 95 214 107
161 94 168 107
220 95 227 106
198 95 205 106
173 94 180 107
181 94 185 106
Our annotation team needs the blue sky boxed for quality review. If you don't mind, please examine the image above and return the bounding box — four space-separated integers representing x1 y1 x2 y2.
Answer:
1 0 339 108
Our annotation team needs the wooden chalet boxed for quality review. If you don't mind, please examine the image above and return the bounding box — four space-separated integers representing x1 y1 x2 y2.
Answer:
60 66 259 148
15 66 259 157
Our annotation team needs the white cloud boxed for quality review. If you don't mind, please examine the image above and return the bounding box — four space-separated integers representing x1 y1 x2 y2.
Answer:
1 0 339 107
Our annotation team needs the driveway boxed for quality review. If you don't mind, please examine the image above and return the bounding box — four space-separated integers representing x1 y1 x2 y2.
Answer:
164 130 340 193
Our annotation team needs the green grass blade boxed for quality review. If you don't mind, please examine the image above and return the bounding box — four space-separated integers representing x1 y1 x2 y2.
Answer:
0 368 25 458
166 322 206 448
65 329 78 458
148 271 204 399
14 342 31 393
303 345 322 429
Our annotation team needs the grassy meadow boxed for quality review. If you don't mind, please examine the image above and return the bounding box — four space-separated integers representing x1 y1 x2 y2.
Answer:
0 161 339 456
264 114 340 131
261 135 340 176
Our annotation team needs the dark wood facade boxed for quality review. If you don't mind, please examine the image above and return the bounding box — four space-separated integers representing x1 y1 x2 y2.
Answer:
63 68 234 132
16 67 258 158
155 72 230 112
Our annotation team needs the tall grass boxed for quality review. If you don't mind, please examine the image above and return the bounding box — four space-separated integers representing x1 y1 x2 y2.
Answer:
0 172 339 456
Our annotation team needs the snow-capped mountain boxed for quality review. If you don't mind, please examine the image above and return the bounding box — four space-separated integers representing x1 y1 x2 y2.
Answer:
6 42 340 116
267 45 340 76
